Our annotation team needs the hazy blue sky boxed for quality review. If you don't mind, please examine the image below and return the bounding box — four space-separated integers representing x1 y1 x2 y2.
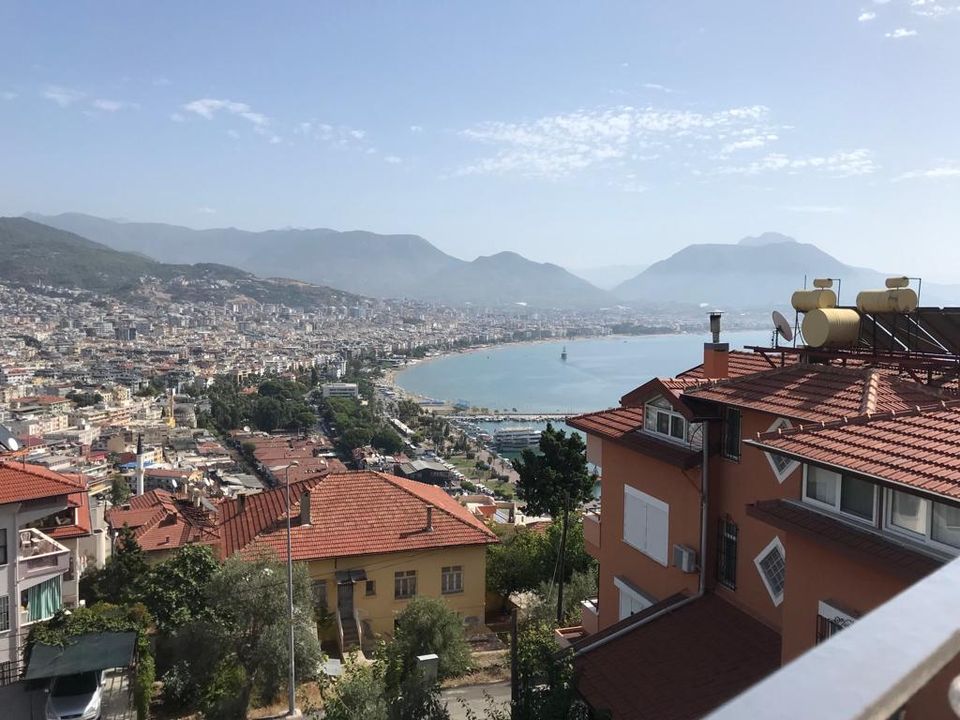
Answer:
1 1 958 279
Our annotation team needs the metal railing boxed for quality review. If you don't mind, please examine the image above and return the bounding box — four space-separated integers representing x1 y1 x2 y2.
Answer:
17 528 70 582
705 556 960 720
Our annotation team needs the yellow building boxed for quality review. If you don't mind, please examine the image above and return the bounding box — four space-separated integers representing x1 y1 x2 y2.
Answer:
218 470 498 654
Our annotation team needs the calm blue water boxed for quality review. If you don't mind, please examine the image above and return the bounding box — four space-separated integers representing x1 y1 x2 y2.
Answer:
395 331 772 413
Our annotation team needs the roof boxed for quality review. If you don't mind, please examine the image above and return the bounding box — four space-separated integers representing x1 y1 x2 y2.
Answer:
683 364 943 423
240 471 497 561
575 593 780 720
676 348 798 380
108 489 219 552
620 377 706 408
0 461 85 506
567 407 701 469
46 491 93 540
747 499 942 581
748 400 960 501
25 632 137 680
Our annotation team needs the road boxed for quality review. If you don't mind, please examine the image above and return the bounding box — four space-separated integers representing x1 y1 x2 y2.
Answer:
442 681 511 719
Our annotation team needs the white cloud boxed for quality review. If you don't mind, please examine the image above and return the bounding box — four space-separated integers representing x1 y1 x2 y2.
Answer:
196 206 217 215
873 0 892 4
858 11 877 21
92 99 138 112
458 104 773 179
384 155 402 164
893 162 960 181
43 85 84 107
715 149 878 177
182 98 269 126
410 125 424 133
642 82 674 93
911 1 958 18
720 133 779 155
782 205 846 214
296 119 369 149
0 91 16 101
885 27 918 37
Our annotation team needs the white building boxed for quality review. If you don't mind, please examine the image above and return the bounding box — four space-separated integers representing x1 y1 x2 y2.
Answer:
321 382 360 399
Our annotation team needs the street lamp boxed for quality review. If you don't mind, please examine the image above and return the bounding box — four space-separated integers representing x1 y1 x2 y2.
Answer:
271 461 301 718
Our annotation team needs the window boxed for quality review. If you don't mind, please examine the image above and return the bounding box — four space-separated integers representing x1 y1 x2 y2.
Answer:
644 396 687 443
23 577 61 623
0 595 8 633
394 570 416 599
623 485 669 566
311 580 327 611
754 536 786 606
716 518 738 590
614 577 653 621
884 489 960 552
815 600 857 644
722 407 741 460
365 580 376 596
441 566 463 594
0 529 6 566
763 419 800 482
802 466 877 523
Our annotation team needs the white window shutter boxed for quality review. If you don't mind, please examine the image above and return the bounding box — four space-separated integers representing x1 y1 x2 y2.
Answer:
645 503 669 565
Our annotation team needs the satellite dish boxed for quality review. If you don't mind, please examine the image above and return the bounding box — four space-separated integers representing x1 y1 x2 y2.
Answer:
0 425 19 452
242 425 251 433
772 311 794 342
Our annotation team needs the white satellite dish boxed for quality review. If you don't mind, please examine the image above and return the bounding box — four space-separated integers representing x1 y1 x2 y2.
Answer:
0 425 19 452
772 311 794 342
242 425 251 433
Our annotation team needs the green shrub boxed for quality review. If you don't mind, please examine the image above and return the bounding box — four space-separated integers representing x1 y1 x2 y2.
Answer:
134 649 155 720
200 660 250 720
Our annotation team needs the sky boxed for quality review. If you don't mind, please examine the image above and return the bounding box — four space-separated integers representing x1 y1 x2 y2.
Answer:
1 1 959 280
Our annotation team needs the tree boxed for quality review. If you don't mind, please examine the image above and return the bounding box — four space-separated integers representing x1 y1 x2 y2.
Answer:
109 474 131 506
383 597 471 690
81 526 150 606
144 545 219 632
511 621 591 720
203 552 322 708
512 424 597 625
324 660 449 720
486 528 550 607
252 396 285 432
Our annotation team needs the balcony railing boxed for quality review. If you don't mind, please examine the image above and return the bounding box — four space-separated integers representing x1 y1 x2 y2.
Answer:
584 511 601 557
705 555 960 720
17 528 70 582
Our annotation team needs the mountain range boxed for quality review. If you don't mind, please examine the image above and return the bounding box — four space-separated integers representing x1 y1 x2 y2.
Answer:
0 217 358 308
19 213 960 310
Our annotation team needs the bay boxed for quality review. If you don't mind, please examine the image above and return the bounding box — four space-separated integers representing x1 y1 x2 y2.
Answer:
394 330 773 414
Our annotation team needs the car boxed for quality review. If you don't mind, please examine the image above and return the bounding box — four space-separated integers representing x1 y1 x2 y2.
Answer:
45 670 103 720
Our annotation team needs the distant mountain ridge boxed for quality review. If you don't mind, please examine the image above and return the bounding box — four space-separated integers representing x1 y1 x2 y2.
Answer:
27 213 615 309
0 217 358 308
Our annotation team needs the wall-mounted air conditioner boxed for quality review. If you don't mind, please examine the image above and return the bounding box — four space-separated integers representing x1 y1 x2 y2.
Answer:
673 544 698 574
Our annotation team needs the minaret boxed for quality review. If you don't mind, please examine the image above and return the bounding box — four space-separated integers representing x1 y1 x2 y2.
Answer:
135 433 145 496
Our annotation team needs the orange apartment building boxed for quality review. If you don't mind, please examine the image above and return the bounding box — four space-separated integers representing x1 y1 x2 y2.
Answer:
566 302 960 719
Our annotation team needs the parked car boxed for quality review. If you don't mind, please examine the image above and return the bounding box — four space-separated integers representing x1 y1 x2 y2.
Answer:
45 670 103 720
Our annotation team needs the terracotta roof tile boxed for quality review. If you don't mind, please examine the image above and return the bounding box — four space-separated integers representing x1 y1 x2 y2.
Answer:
46 491 93 540
567 408 701 469
575 593 780 720
0 461 85 506
749 401 960 500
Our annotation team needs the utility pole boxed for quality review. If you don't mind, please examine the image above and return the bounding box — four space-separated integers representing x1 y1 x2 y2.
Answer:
510 607 519 718
285 461 301 718
556 492 570 626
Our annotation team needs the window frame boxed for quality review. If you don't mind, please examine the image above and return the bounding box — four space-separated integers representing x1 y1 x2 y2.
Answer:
643 397 689 444
622 485 670 566
0 529 6 566
754 536 786 607
614 577 654 621
394 570 417 600
441 565 464 595
365 580 376 597
763 418 800 483
815 600 857 644
722 407 741 461
883 489 960 555
0 595 9 633
716 518 738 590
802 465 878 525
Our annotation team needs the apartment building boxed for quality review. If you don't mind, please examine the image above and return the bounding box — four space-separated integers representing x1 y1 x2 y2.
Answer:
567 305 960 719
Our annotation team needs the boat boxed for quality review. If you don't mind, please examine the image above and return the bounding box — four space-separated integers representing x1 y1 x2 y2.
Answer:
561 346 567 361
494 426 542 451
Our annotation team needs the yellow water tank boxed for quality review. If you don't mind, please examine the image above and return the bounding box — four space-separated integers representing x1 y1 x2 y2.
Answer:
802 308 861 348
856 288 919 314
791 289 838 313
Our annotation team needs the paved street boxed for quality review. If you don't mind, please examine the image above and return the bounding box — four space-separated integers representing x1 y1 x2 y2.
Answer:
442 681 511 720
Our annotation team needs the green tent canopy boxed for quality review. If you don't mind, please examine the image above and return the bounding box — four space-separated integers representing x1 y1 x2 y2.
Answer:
24 632 137 681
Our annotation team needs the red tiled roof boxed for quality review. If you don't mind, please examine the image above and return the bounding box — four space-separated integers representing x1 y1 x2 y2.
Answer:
567 408 701 469
46 491 93 540
747 499 942 581
240 471 497 562
0 461 85 506
620 377 706 407
684 364 942 422
748 400 960 500
108 489 219 552
676 349 797 380
575 593 780 720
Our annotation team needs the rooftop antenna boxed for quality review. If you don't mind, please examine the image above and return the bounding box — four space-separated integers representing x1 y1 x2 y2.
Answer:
772 310 794 348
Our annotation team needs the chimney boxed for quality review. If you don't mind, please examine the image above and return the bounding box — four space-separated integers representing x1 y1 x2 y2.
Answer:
300 489 311 526
426 506 434 532
703 312 729 380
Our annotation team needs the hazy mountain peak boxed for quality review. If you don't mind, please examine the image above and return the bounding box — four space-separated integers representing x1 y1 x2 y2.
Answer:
738 231 797 246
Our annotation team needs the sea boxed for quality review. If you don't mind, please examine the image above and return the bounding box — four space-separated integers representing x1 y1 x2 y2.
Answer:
394 330 773 416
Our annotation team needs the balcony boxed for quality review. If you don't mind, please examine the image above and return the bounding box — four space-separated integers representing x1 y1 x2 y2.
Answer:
17 528 70 583
580 597 600 636
584 511 601 558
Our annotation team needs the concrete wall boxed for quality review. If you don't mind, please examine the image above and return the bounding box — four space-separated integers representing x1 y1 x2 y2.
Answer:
307 543 488 638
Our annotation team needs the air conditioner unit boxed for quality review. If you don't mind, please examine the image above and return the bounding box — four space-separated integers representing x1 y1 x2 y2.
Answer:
673 544 698 573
